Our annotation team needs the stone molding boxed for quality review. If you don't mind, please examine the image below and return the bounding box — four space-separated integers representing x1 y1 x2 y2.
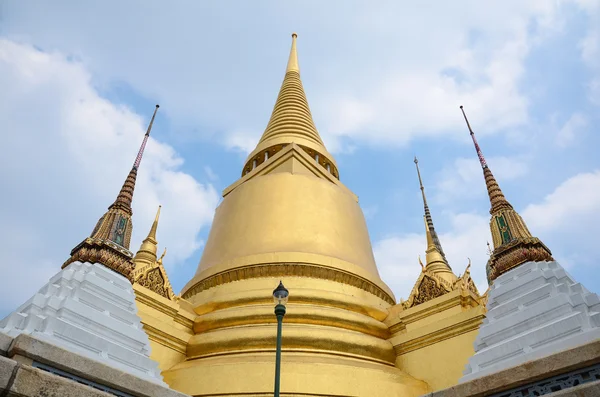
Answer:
426 338 600 397
0 333 189 397
182 262 395 305
393 310 485 356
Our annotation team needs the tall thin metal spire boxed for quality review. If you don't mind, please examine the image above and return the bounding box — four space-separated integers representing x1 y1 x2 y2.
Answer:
63 104 162 280
134 104 159 170
458 105 553 283
460 105 488 169
111 105 160 215
414 156 448 264
459 105 512 214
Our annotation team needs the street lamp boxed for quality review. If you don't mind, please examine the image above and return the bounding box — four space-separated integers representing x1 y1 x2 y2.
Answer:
272 281 289 397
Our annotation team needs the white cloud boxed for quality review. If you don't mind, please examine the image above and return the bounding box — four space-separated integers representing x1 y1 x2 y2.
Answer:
224 129 260 155
204 166 219 181
2 1 587 151
556 112 587 147
315 1 567 148
435 156 529 204
573 0 600 106
0 39 219 313
376 212 491 301
522 170 600 232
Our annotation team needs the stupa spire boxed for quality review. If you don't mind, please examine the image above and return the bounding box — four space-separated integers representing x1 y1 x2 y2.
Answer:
132 205 175 300
110 104 159 215
414 156 448 265
242 33 339 178
460 106 513 214
286 33 300 73
459 105 553 282
134 205 161 264
62 105 161 280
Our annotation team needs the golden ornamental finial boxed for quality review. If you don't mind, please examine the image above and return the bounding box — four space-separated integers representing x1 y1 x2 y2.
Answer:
158 247 167 265
286 32 300 73
147 205 161 241
414 156 448 264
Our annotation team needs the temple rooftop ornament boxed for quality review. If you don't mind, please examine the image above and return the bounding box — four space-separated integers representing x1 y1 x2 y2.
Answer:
460 105 553 283
62 104 160 281
133 205 175 300
414 156 449 265
242 33 339 179
403 158 478 309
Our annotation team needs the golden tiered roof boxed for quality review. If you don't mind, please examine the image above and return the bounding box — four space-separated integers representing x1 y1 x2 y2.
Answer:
243 34 338 178
62 105 160 280
460 106 553 282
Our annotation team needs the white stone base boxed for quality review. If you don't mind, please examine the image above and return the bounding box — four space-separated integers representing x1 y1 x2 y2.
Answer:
461 260 600 383
0 261 165 385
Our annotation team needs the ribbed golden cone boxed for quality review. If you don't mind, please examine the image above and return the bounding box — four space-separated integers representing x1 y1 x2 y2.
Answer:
243 33 338 177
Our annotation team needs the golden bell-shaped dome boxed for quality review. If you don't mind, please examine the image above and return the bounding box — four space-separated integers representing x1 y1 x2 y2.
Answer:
166 35 431 397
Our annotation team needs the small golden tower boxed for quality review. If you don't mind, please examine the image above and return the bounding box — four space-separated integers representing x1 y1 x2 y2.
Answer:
403 158 478 309
132 205 175 300
62 105 160 280
460 106 553 282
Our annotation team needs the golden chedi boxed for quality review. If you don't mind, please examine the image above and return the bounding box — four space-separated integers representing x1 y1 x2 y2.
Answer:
161 34 429 396
384 158 484 392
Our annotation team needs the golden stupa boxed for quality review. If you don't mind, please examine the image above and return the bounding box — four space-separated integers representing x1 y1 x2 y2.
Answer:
167 32 427 396
130 34 487 397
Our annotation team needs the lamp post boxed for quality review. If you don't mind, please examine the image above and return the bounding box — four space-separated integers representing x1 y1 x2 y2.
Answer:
272 281 289 397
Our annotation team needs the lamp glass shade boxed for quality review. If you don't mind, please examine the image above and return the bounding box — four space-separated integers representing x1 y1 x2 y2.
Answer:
272 281 289 305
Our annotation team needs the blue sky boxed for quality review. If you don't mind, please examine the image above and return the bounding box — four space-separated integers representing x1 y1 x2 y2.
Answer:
1 1 599 315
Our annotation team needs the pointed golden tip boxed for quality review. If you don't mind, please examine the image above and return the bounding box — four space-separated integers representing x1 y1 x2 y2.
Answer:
147 205 161 240
286 32 300 73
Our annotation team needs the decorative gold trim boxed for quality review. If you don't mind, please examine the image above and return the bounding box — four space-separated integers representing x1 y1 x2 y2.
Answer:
393 313 485 355
487 236 553 282
142 323 188 354
62 237 134 281
182 262 395 305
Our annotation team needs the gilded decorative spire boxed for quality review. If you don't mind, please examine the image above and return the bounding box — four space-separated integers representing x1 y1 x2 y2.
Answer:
62 105 160 280
132 205 174 300
414 156 448 264
286 33 300 73
148 205 161 243
459 105 553 283
134 205 161 263
423 216 457 285
110 104 159 214
242 34 339 178
460 106 513 214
